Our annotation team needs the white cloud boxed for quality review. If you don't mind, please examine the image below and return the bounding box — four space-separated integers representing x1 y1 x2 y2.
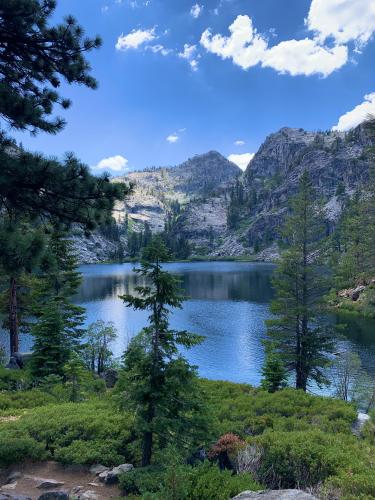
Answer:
307 0 375 47
94 155 129 172
147 44 172 56
115 28 156 51
201 15 267 70
228 153 255 171
191 3 203 19
332 92 375 131
234 140 245 146
262 38 347 77
200 3 373 78
101 5 109 13
178 44 200 71
167 134 179 143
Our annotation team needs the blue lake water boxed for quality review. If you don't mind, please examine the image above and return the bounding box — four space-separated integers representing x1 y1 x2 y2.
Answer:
74 261 375 387
6 261 375 387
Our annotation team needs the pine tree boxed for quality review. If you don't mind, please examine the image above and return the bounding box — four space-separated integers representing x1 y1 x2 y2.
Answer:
261 344 287 393
264 171 334 391
0 218 45 353
30 233 85 378
82 320 117 374
119 236 205 466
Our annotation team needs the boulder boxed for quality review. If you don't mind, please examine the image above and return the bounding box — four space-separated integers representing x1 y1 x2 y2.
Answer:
76 491 99 500
89 464 108 476
100 369 118 388
35 479 65 489
5 472 22 484
232 490 318 500
37 493 69 500
98 463 133 484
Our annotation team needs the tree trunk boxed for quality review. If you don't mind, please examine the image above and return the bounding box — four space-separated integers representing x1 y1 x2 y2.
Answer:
9 276 19 355
142 429 153 466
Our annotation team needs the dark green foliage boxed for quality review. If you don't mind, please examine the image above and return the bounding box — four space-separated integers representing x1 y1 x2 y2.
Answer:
30 235 85 378
0 0 101 134
0 399 135 466
119 462 262 499
120 236 206 465
250 429 371 489
264 171 334 391
261 345 287 393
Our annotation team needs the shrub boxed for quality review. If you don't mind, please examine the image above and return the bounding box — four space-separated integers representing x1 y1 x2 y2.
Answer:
0 433 47 466
0 399 136 466
0 368 32 391
119 462 262 500
323 469 375 500
250 429 371 489
0 389 58 413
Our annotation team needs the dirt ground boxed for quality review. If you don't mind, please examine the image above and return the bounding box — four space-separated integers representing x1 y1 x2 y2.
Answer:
0 461 122 499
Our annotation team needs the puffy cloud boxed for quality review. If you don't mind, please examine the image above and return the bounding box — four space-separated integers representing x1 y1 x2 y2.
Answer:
228 153 255 171
201 15 267 70
178 44 200 71
94 155 129 172
262 38 348 77
307 0 375 46
166 134 179 143
191 3 203 19
115 28 156 51
332 92 375 131
234 140 245 146
200 2 373 78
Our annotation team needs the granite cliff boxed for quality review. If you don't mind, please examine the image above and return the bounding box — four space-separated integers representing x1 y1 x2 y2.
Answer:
73 123 374 263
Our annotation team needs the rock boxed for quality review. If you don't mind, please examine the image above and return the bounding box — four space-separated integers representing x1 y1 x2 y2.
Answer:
0 484 17 490
6 472 22 484
77 491 99 500
37 493 69 500
98 463 134 484
89 464 109 476
35 479 65 489
351 285 366 301
232 490 318 499
100 369 118 388
352 412 370 436
0 495 31 500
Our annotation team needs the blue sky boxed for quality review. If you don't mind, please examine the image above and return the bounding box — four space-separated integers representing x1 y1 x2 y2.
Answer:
13 0 375 173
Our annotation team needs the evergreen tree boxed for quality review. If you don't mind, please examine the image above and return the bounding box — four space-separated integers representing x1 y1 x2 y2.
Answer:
264 171 334 391
30 233 85 377
0 0 101 134
119 236 205 466
261 344 287 393
0 218 45 353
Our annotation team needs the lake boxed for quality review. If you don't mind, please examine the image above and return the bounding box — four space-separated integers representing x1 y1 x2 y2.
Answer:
74 261 375 387
7 261 375 387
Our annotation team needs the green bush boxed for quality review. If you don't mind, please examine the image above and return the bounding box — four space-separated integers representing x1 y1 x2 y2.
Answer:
120 462 262 499
0 399 136 466
250 429 372 489
323 469 375 500
188 462 262 500
0 368 32 391
0 433 47 466
0 389 58 413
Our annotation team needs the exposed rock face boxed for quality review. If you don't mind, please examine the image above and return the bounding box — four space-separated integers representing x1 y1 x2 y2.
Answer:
242 124 373 248
73 124 374 262
232 490 318 499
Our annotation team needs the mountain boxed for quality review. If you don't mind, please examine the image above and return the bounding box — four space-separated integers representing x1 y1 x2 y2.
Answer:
73 123 374 263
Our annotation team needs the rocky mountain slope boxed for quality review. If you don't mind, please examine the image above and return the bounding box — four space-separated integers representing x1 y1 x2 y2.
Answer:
73 123 374 263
